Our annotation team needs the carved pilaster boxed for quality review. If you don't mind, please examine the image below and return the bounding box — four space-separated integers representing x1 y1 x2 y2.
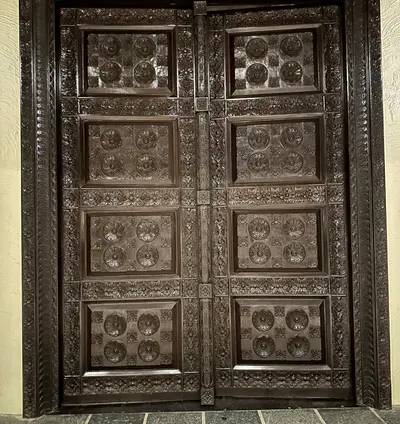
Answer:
194 0 214 406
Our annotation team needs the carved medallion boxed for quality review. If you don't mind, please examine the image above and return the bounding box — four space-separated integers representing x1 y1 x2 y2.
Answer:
280 127 303 148
136 154 157 177
138 338 160 362
103 221 125 243
248 127 269 150
287 336 310 358
136 245 159 268
283 243 306 265
136 129 158 151
134 36 156 58
100 129 122 150
247 152 269 174
281 152 304 173
104 313 127 337
280 36 303 57
246 38 268 59
280 61 303 84
283 218 305 240
104 340 127 363
100 36 122 58
285 308 309 331
249 242 271 265
134 62 156 85
138 313 161 336
253 335 275 358
99 62 122 83
101 155 123 177
252 309 274 332
103 246 126 268
136 219 160 243
246 63 268 85
248 218 270 240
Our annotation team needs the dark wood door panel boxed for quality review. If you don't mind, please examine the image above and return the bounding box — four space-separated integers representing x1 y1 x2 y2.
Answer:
209 5 351 399
59 2 353 407
59 7 200 404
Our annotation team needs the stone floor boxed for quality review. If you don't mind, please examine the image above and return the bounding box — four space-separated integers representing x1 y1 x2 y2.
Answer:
0 408 399 424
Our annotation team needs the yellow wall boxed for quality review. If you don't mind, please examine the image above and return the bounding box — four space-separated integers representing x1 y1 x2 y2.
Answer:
0 0 399 415
381 0 400 407
0 0 22 415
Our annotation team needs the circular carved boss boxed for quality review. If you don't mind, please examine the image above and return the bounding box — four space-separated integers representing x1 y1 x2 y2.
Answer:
104 313 127 337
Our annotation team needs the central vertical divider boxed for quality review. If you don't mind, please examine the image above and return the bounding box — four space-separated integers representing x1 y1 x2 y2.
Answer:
194 0 214 406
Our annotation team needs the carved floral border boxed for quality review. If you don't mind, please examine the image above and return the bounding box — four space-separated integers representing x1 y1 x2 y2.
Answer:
19 0 390 417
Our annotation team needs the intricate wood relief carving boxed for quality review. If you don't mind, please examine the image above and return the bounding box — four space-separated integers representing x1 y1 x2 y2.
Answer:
21 0 391 415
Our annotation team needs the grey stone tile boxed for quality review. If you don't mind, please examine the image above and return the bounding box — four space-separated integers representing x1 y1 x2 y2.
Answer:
147 412 201 424
35 416 88 424
261 409 321 424
89 413 145 424
376 409 400 424
0 417 31 424
318 408 383 424
205 411 261 424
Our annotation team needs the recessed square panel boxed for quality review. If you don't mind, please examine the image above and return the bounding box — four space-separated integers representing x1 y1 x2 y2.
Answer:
228 27 320 97
232 209 326 274
82 118 178 187
85 301 180 370
229 116 323 185
234 298 327 364
82 29 176 96
86 211 178 277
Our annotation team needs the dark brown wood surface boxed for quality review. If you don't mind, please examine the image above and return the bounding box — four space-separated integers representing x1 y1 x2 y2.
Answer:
20 0 391 417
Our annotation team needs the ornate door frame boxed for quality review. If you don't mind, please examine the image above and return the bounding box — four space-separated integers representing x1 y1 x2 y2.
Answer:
20 0 391 417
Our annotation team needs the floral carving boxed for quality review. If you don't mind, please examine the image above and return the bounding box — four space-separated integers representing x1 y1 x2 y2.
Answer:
246 63 268 85
252 309 274 332
281 152 304 173
247 152 269 174
103 221 125 243
280 61 303 84
100 36 122 58
134 62 156 84
101 155 123 177
280 127 303 149
246 37 268 59
101 129 122 150
253 335 275 358
134 36 156 58
138 313 160 336
249 242 271 265
136 129 157 151
99 62 122 83
136 245 159 268
280 36 303 57
285 309 309 331
104 340 127 363
138 338 160 362
103 246 126 268
136 154 157 177
248 218 270 240
283 218 306 239
287 336 310 358
104 313 127 337
283 243 306 264
136 219 160 242
248 127 270 150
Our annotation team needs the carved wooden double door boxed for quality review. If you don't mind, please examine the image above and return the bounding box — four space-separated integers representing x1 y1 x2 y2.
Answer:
59 2 351 407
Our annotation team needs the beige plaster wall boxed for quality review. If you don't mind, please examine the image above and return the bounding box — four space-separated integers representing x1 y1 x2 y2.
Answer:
0 0 399 415
0 0 22 415
381 0 400 407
